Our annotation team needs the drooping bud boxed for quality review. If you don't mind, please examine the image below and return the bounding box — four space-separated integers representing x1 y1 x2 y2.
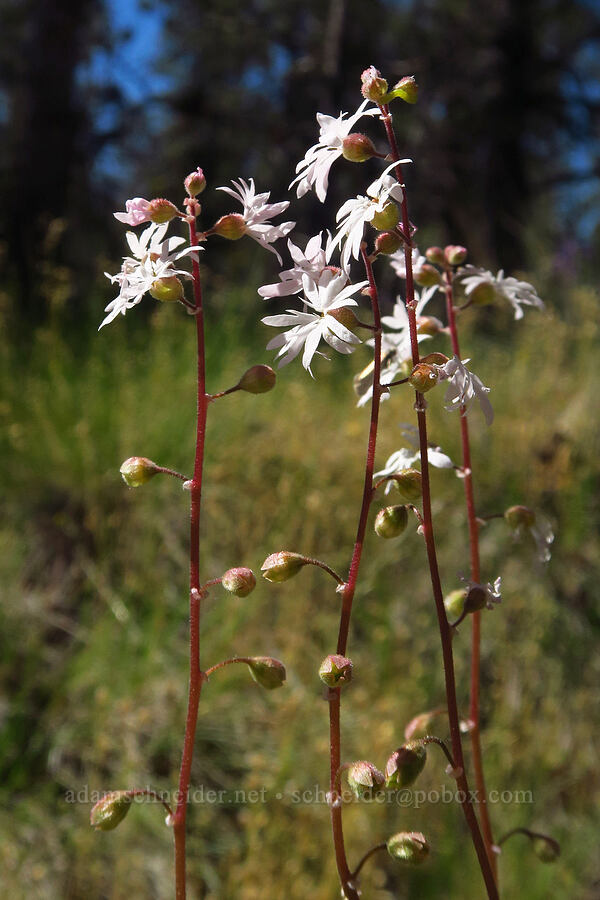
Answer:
504 505 536 529
409 363 439 393
370 201 400 232
149 275 184 303
425 246 446 266
444 588 467 619
374 505 409 539
387 76 418 105
532 835 560 863
148 198 179 224
341 133 377 163
221 567 256 597
361 66 389 102
385 742 427 789
445 245 468 266
90 791 133 831
120 456 160 487
261 551 309 583
391 468 422 502
237 364 277 394
213 213 246 240
375 231 403 255
404 708 444 741
464 584 488 613
319 654 353 687
347 761 385 799
184 167 206 197
414 264 442 287
246 656 286 689
386 831 430 864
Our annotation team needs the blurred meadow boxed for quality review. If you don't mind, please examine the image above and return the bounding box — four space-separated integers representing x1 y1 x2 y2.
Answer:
2 0 600 898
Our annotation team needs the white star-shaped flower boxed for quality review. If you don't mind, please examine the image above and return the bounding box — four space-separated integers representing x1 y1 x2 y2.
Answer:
374 426 454 492
262 270 368 376
439 355 494 425
388 246 427 280
460 267 544 319
257 233 332 299
216 178 295 263
101 223 200 328
290 100 380 202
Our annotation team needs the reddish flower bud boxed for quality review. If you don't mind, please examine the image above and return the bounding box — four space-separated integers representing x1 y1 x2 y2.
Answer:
213 214 246 240
221 567 256 597
414 264 442 287
341 133 377 163
425 246 446 266
148 198 179 224
319 654 353 687
445 244 468 266
184 167 206 197
347 761 385 799
385 742 427 789
261 551 309 583
246 656 286 689
387 831 430 864
375 231 403 255
361 66 389 102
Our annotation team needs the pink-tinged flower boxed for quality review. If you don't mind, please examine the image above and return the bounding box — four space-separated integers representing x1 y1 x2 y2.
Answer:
388 246 428 280
216 178 294 263
113 198 152 226
460 266 544 319
290 100 379 202
100 223 201 328
262 270 368 376
258 233 331 299
439 355 493 425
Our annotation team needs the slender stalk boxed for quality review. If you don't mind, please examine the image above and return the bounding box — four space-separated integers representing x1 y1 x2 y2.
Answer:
328 247 383 900
443 271 497 878
173 217 209 900
380 104 499 899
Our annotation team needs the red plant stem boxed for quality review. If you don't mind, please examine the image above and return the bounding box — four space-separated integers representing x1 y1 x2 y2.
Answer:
328 247 383 900
443 271 497 878
173 218 208 900
380 104 499 900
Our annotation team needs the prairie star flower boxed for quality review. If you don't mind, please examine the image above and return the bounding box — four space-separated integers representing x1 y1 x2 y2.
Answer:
388 246 428 280
100 222 200 328
374 427 454 492
460 266 544 319
216 178 294 263
262 270 368 375
439 355 493 425
113 197 152 226
258 232 332 299
290 99 380 202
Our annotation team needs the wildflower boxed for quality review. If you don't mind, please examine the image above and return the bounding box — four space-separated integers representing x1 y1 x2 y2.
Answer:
504 505 554 562
374 430 454 494
101 223 201 328
460 575 502 610
290 100 380 202
388 246 428 280
460 267 544 319
113 197 152 226
258 233 330 299
216 178 294 263
439 355 494 425
262 270 368 375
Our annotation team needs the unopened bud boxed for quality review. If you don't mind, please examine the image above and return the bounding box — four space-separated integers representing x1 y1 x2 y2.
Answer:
414 264 442 287
184 167 206 197
347 761 385 799
374 505 408 539
532 835 560 863
420 352 449 366
444 588 467 619
445 245 468 266
149 275 184 303
319 654 353 687
464 585 487 613
213 213 246 240
388 76 418 105
417 315 444 336
149 198 179 224
328 306 362 333
371 201 400 231
246 656 286 689
404 708 444 741
387 831 430 864
342 133 377 163
90 791 132 831
409 363 438 393
425 246 446 266
504 505 536 529
361 66 389 102
120 456 160 487
391 468 422 502
375 231 403 255
385 742 427 789
261 551 308 583
237 364 276 394
221 567 256 597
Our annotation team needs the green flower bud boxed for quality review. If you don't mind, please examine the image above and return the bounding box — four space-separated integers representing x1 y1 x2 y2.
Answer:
417 315 444 336
374 505 408 539
90 791 132 831
246 656 286 690
148 198 179 224
425 246 446 266
385 741 427 789
444 588 467 619
119 456 160 487
469 281 497 306
504 505 536 529
341 133 377 163
415 264 442 287
237 364 276 394
149 275 184 303
261 551 309 583
391 468 422 502
386 831 430 864
408 363 439 393
184 167 206 197
384 76 418 105
221 567 256 597
319 654 353 687
445 244 468 266
347 761 385 799
375 231 403 255
213 213 246 240
532 835 560 863
370 201 400 232
361 66 389 102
